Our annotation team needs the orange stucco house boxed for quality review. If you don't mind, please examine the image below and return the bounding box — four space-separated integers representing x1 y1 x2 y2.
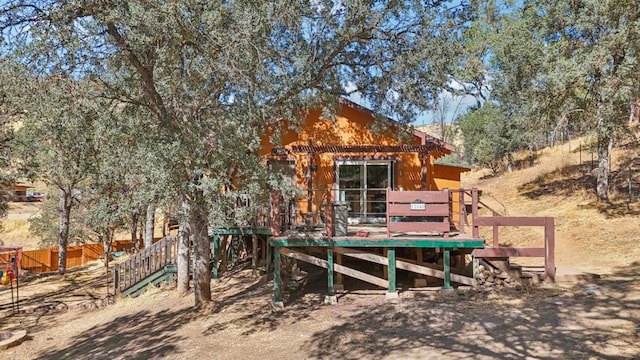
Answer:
259 98 469 226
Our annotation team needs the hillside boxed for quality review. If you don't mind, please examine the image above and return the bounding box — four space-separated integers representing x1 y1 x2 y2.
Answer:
463 137 640 274
0 202 42 250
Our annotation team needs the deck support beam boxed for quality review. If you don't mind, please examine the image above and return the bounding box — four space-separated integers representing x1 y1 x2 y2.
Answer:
252 234 258 276
386 248 398 299
333 247 474 286
443 249 451 290
327 248 335 296
212 234 219 279
273 246 281 304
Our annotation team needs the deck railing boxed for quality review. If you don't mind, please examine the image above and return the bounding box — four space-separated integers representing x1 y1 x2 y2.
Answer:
471 215 555 281
112 236 178 294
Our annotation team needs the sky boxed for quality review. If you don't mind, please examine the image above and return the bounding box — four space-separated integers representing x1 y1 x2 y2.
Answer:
346 82 480 126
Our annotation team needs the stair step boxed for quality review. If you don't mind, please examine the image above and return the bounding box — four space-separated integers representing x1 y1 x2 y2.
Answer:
121 267 175 297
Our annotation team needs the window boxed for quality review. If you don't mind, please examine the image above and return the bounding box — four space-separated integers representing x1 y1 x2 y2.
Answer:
335 160 394 224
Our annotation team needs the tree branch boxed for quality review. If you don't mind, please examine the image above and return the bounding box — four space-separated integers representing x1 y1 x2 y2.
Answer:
105 22 168 121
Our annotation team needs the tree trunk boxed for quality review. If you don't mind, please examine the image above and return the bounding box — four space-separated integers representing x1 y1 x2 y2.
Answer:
630 98 640 128
130 212 139 250
57 187 73 274
177 200 190 296
189 190 211 307
101 227 114 264
145 204 155 248
596 135 612 201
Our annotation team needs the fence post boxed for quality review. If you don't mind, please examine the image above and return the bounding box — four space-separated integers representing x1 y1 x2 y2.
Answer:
326 186 334 237
113 264 119 294
472 188 479 239
545 217 556 282
458 189 465 233
492 211 499 248
270 191 281 236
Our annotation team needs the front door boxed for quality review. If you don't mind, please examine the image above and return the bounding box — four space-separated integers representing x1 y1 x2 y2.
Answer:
335 160 394 224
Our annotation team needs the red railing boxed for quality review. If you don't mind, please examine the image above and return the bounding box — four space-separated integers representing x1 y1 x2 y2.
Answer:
471 214 555 281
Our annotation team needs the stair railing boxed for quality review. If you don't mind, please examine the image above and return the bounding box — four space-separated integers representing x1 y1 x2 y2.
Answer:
113 236 178 294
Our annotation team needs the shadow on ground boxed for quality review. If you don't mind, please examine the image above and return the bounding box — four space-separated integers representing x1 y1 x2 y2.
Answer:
20 262 640 359
299 262 640 359
37 306 197 360
518 161 640 217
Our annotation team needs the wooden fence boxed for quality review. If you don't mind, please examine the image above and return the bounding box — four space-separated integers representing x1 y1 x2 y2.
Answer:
17 240 135 274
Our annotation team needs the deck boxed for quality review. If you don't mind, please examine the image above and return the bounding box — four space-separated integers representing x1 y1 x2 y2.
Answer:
270 225 483 248
269 223 484 305
267 188 555 306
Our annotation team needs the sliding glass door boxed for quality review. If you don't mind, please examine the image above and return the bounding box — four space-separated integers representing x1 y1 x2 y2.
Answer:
336 160 394 223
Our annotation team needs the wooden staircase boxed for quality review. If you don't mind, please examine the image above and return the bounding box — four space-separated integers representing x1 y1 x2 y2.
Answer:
113 237 178 296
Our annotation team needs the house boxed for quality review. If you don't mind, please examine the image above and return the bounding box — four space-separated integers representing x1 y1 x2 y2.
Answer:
116 98 555 298
8 183 31 202
259 98 470 227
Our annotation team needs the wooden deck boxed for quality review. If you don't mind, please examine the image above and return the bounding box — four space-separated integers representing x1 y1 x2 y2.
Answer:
269 223 484 305
270 225 483 248
267 188 556 306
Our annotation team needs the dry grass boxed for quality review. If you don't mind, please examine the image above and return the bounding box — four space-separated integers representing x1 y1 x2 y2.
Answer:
463 137 640 274
0 219 41 250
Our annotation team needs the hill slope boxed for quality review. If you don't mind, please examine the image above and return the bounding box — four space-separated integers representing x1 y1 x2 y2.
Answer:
463 137 640 274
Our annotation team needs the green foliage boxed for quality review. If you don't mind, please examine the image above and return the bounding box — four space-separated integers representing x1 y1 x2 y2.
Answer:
8 0 472 226
29 190 91 248
458 103 526 173
1 0 474 299
0 61 30 217
12 77 98 189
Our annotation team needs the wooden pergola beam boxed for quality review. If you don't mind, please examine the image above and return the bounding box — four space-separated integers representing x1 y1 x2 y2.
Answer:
291 144 443 154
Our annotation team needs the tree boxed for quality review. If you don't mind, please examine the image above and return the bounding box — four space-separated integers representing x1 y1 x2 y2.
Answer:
2 1 471 305
489 1 640 200
458 103 526 173
12 77 98 273
0 61 27 218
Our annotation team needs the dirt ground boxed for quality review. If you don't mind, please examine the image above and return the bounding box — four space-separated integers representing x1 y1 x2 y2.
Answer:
0 259 638 360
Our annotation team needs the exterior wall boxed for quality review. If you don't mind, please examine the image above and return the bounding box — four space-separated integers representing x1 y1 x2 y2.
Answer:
432 163 471 227
260 103 460 217
10 184 30 202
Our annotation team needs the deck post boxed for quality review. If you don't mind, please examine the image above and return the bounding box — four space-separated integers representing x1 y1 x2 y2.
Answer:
270 191 281 236
458 189 465 233
327 248 334 295
386 248 398 299
326 186 334 237
273 246 282 304
443 249 451 290
383 248 389 279
265 237 272 279
252 234 258 277
335 252 344 291
212 234 219 279
472 188 479 239
325 248 338 304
